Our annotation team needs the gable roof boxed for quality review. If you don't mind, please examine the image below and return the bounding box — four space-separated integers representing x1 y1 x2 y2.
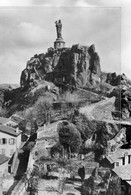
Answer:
126 181 131 186
0 117 10 125
106 149 131 163
11 115 24 124
0 155 9 165
113 164 131 180
0 125 22 137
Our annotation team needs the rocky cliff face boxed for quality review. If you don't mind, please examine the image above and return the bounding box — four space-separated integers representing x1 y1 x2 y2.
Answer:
108 86 131 120
106 72 131 87
20 44 101 90
0 84 19 116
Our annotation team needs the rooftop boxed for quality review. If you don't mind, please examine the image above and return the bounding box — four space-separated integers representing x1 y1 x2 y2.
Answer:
0 155 9 165
0 117 10 125
0 125 22 137
113 164 131 180
106 148 131 163
11 115 24 124
6 120 18 128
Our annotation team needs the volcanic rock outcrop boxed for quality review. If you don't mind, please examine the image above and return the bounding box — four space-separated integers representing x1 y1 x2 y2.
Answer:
106 72 131 87
20 44 102 90
108 86 131 120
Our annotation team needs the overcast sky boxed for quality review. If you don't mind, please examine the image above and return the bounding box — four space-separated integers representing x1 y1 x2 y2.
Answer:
0 0 130 84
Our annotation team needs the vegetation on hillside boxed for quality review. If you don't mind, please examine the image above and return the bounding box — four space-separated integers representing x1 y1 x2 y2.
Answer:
70 112 96 141
25 96 53 128
57 120 82 153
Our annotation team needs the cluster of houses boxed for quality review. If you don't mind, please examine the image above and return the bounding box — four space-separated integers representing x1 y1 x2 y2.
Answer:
1 111 131 194
0 115 25 193
27 120 131 194
100 145 131 193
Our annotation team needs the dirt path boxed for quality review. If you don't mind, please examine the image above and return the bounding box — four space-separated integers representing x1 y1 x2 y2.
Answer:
79 103 96 120
79 97 115 121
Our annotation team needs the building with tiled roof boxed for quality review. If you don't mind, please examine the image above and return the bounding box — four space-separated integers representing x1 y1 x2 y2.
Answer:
0 125 21 137
0 115 24 129
6 114 24 129
0 154 9 165
113 164 131 181
0 117 10 125
0 125 22 157
105 148 131 191
0 155 9 177
106 148 131 168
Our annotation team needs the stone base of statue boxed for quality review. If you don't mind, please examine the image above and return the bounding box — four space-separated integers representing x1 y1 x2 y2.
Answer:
54 38 65 49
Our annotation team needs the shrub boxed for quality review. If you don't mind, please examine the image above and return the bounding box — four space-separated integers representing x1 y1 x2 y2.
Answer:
62 91 79 103
0 106 7 117
57 120 82 153
70 113 96 141
50 142 64 158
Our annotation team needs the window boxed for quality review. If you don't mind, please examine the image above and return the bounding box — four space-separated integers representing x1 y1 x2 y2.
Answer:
122 157 125 165
128 155 131 164
8 165 11 174
116 162 119 167
9 138 15 145
1 138 7 145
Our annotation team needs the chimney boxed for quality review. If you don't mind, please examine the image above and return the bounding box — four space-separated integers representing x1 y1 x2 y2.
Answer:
16 127 19 134
124 152 128 165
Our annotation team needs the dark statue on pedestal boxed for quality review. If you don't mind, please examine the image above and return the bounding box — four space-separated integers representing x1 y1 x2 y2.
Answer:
54 19 65 49
55 20 62 39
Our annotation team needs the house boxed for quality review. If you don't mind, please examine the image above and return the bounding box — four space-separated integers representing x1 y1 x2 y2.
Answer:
0 115 25 129
6 115 25 129
112 165 131 194
0 155 9 177
0 117 10 125
113 164 131 181
103 148 131 193
26 122 59 178
106 148 131 168
0 125 22 157
107 127 126 153
0 155 14 195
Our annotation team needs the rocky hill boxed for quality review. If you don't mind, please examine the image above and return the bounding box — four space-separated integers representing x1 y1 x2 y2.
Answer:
2 20 131 195
20 44 101 90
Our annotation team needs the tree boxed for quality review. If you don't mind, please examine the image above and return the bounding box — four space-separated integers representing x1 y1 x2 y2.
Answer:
70 113 97 142
57 120 82 153
52 120 82 194
34 96 52 125
0 106 7 117
24 96 52 134
78 165 85 184
50 142 64 158
25 107 38 135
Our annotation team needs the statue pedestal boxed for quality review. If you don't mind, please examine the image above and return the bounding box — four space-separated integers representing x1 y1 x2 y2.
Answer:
54 38 65 49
